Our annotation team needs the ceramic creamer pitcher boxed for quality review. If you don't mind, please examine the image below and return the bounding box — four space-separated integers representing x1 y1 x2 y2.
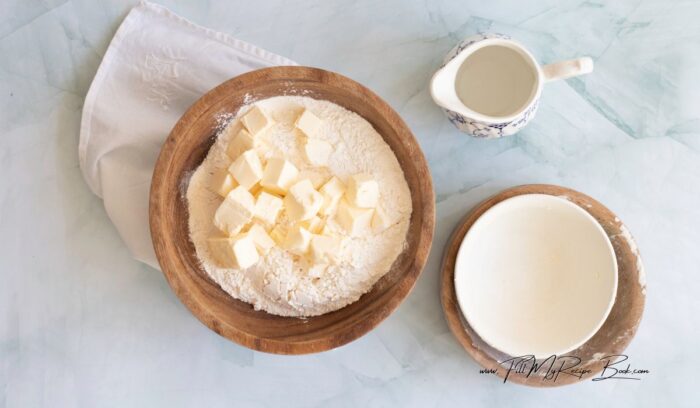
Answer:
431 33 593 138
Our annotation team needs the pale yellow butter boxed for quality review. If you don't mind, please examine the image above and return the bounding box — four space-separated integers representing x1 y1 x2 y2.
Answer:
298 168 327 189
309 234 342 264
284 225 312 255
260 158 299 195
210 169 238 197
231 235 260 269
295 109 323 137
241 105 272 135
207 237 237 268
372 206 392 233
303 139 333 166
208 235 259 269
346 173 379 208
319 176 345 216
213 186 255 236
335 200 374 236
247 224 276 254
253 191 283 225
228 149 263 190
226 128 254 160
269 224 288 245
300 215 324 234
284 179 323 222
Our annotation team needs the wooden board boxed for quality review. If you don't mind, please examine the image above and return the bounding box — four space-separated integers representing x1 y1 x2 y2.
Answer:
441 184 646 386
149 66 435 354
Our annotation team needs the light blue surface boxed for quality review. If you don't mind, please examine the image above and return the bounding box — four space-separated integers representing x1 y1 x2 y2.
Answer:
1 0 698 406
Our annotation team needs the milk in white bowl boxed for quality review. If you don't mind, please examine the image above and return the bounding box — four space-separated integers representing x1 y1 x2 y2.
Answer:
454 194 617 358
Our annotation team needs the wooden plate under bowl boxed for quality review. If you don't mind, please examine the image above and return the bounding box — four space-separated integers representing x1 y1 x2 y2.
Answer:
149 66 435 355
441 184 646 387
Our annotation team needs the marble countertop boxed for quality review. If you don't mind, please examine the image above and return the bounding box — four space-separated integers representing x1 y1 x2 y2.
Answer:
1 0 698 406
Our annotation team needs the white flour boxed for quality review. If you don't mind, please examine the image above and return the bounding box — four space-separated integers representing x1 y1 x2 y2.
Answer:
186 96 412 316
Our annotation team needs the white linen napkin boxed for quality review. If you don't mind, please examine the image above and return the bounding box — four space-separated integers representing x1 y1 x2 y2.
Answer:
79 1 296 269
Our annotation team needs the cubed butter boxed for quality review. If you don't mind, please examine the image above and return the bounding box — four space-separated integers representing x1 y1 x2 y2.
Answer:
298 169 327 189
226 128 254 160
228 149 263 190
249 184 263 196
241 105 272 135
284 179 324 221
260 158 299 194
284 225 312 255
300 216 324 234
346 173 379 208
247 224 276 254
295 109 323 137
207 237 237 268
319 177 345 216
372 207 392 233
335 200 374 236
208 235 259 269
210 169 238 197
309 234 342 264
232 235 259 269
303 139 333 166
269 225 288 245
213 186 255 236
254 191 283 225
321 222 339 236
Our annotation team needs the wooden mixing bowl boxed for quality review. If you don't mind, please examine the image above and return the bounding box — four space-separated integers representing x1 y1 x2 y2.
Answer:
149 66 435 354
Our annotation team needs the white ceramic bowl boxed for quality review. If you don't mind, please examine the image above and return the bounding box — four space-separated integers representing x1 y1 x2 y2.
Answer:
454 194 617 358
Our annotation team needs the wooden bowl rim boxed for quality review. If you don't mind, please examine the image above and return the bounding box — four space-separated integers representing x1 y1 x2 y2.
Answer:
150 66 435 354
440 184 646 386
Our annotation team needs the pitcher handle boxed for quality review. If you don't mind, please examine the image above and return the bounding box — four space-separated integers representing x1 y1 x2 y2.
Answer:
542 57 594 82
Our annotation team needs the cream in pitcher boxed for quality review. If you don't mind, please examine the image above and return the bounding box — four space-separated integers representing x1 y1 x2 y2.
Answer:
430 33 593 138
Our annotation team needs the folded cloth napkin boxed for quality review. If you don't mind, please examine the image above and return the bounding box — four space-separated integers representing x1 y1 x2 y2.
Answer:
79 1 296 269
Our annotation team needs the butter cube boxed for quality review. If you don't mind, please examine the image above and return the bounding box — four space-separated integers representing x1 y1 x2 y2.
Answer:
249 184 263 196
303 139 333 166
260 158 299 194
295 109 323 137
284 225 312 255
372 207 392 233
232 235 260 269
213 186 255 235
321 222 339 236
254 191 283 225
300 216 324 234
269 224 288 245
298 169 327 189
335 200 374 236
319 177 345 216
226 128 254 160
210 169 238 197
208 235 259 269
284 179 323 221
228 149 263 190
346 173 379 208
241 105 272 135
247 224 276 254
309 234 342 264
208 237 237 268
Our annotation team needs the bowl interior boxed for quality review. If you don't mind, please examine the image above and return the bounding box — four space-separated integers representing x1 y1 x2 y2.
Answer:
150 67 434 354
454 194 617 357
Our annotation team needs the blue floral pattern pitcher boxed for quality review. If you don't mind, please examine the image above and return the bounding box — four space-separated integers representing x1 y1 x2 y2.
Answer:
430 33 593 138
